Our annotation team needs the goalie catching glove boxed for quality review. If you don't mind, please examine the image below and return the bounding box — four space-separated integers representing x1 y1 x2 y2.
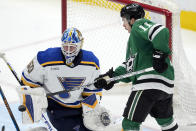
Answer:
82 94 111 130
94 68 116 90
16 86 48 124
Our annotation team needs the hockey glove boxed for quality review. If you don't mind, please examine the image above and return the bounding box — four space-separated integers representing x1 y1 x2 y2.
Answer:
152 49 168 73
94 68 116 90
82 94 111 130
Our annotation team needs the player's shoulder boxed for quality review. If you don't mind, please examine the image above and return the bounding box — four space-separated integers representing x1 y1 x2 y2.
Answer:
133 18 168 40
37 47 64 66
134 18 167 30
81 49 100 70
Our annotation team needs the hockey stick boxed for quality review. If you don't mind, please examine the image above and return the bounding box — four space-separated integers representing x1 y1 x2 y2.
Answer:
0 52 55 131
0 52 23 85
47 67 154 96
0 86 20 131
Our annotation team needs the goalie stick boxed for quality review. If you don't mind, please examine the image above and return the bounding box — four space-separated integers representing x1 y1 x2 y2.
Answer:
0 86 20 131
46 67 154 96
0 52 55 131
0 53 23 85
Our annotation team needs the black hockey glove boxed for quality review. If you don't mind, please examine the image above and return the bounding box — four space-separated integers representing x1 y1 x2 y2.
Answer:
152 49 168 73
94 68 116 90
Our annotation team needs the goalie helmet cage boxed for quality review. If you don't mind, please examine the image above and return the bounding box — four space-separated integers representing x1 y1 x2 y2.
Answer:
62 0 196 125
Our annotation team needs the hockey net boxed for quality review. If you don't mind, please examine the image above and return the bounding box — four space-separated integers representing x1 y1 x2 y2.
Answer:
64 0 196 125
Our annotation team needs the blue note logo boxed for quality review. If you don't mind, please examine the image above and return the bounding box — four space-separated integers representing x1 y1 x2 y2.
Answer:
57 77 86 98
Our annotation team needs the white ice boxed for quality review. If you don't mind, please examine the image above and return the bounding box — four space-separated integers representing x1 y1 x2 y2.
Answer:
0 0 196 131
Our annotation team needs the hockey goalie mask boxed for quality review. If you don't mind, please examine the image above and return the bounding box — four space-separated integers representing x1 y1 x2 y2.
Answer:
61 27 84 65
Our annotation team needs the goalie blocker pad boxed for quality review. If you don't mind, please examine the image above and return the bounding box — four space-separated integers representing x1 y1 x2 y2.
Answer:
81 94 111 130
16 86 48 124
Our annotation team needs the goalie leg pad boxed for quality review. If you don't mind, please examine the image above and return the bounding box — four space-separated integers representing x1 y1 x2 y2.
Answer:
16 86 48 124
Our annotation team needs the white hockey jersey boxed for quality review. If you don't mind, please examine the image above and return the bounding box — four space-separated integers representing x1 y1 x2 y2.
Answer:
21 47 102 111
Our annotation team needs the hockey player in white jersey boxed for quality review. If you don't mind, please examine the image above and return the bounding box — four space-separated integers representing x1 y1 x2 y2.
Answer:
17 27 111 131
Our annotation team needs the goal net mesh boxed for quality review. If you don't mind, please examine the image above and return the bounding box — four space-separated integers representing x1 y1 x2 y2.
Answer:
65 0 196 125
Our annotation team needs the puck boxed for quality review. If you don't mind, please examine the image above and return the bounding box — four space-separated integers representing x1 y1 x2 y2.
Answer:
18 105 26 112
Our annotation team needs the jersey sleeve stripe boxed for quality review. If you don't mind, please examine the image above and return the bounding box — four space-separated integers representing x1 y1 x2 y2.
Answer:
21 77 40 88
21 72 42 87
41 61 64 67
148 24 164 41
82 92 102 97
80 61 100 70
83 88 103 97
83 88 102 97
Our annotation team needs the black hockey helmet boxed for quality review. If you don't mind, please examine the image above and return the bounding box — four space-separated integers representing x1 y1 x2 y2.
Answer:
120 3 145 20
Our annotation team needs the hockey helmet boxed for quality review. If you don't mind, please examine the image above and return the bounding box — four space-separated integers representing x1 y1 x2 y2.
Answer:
61 27 84 64
120 3 145 20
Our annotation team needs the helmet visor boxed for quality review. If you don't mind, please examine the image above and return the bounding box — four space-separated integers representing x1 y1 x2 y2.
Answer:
62 43 77 55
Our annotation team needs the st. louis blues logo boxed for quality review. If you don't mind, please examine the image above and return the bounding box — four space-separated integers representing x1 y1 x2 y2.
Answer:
57 77 86 98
